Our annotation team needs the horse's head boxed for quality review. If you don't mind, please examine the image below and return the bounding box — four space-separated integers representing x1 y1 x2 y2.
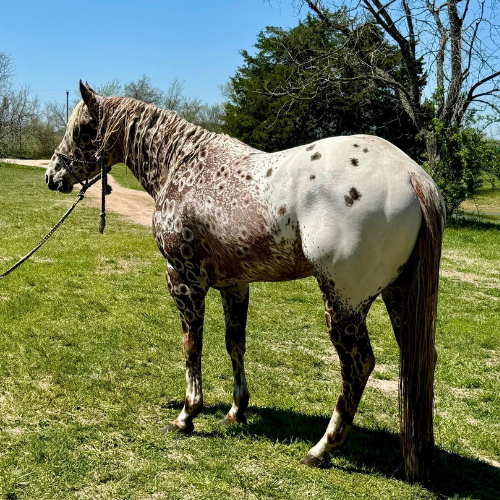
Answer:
45 81 109 193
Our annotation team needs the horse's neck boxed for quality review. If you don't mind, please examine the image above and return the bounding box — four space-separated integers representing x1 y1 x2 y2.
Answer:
116 111 217 200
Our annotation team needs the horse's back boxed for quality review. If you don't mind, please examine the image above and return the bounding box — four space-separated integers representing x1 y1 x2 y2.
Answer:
265 135 429 305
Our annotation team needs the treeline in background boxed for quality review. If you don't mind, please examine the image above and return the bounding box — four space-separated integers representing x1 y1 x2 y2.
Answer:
2 4 500 216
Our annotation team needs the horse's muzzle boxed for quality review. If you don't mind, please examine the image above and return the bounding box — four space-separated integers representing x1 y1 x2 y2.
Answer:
45 170 74 193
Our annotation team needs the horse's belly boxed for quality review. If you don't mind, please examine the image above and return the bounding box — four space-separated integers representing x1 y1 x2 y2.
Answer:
210 230 315 286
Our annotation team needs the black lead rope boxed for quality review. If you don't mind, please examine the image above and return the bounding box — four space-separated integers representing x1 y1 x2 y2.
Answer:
100 163 107 234
0 155 110 282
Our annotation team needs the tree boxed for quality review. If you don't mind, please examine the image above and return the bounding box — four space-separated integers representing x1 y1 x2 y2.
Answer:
222 14 422 153
97 75 224 132
0 52 38 158
274 0 500 214
123 74 165 106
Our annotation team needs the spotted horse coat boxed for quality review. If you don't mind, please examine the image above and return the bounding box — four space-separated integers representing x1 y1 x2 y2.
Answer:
45 82 445 483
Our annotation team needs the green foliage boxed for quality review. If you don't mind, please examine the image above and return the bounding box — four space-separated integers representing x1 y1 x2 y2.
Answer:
424 112 500 216
222 14 422 155
110 163 145 191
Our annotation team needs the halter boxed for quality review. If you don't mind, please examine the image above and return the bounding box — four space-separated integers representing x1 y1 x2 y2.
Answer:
55 100 111 234
55 152 110 234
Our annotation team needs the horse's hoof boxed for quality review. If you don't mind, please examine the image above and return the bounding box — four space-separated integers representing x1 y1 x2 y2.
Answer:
302 453 331 469
162 421 194 435
218 413 247 426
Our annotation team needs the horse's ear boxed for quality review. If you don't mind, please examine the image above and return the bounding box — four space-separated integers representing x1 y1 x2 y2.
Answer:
79 80 100 120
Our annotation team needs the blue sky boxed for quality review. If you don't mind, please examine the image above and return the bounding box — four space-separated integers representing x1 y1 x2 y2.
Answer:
1 0 304 107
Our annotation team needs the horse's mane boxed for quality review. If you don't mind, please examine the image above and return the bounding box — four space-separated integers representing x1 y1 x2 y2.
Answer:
72 96 225 169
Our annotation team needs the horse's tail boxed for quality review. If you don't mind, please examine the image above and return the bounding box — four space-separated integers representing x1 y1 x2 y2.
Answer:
400 173 445 483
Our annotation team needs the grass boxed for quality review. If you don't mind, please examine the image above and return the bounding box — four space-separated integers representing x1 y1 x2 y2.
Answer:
0 162 499 499
461 178 500 220
110 163 145 191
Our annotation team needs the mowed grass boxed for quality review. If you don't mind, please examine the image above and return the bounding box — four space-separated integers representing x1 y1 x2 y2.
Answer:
461 178 500 218
0 162 499 500
110 163 145 191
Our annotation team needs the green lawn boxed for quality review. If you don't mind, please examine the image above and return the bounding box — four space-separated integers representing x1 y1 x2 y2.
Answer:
0 162 499 499
110 163 145 191
461 178 500 219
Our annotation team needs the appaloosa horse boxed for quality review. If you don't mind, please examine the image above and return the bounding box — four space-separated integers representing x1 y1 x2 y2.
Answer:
45 82 445 482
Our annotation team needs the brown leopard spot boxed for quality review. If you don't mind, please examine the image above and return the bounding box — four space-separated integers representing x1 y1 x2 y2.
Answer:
311 152 322 161
363 148 369 153
310 175 316 180
246 174 252 181
278 206 287 216
182 228 193 241
344 187 362 207
345 324 358 335
306 144 316 151
353 144 360 148
173 217 183 232
327 431 344 445
266 168 273 177
180 244 193 260
350 158 359 166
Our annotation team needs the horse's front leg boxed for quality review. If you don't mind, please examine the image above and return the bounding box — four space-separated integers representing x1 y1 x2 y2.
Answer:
218 283 250 426
165 266 206 434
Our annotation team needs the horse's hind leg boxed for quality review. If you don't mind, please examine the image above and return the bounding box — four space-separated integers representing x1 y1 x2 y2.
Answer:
218 283 250 425
164 266 207 434
304 278 376 467
381 280 406 347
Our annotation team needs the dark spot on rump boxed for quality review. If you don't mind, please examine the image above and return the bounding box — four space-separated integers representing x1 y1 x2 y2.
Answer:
266 168 273 177
353 144 360 148
363 148 369 153
306 144 316 151
311 152 322 161
310 174 316 180
350 158 359 166
246 174 252 180
344 187 362 207
278 206 287 216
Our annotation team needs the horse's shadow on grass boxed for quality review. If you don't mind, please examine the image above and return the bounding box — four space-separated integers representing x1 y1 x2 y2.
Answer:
166 401 499 500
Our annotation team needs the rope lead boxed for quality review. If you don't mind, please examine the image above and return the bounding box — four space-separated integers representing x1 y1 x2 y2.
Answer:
99 164 107 234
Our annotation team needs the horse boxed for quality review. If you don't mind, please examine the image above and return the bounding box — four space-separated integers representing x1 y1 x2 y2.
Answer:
45 82 445 483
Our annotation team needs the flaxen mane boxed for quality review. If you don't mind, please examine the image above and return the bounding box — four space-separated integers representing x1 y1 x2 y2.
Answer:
97 98 224 177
